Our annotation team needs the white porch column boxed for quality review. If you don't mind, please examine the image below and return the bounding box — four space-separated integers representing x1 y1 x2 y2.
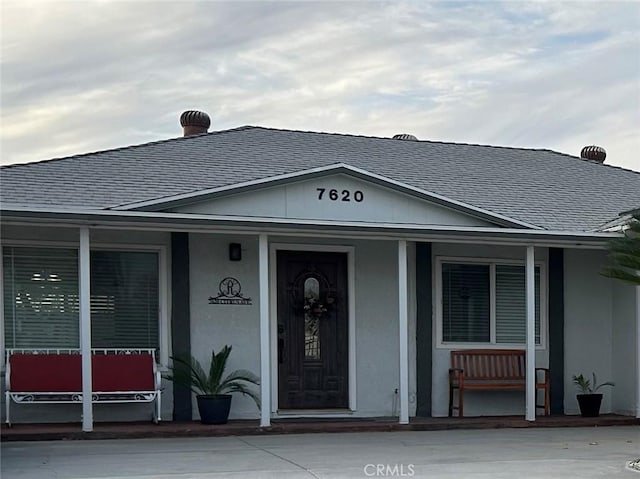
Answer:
525 246 536 421
79 227 93 432
258 234 271 427
398 240 409 424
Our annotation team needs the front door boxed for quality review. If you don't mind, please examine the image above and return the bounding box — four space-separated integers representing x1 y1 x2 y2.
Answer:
277 250 349 409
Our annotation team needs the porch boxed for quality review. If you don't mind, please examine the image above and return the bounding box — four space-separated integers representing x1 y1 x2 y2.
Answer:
2 415 638 442
1 221 638 429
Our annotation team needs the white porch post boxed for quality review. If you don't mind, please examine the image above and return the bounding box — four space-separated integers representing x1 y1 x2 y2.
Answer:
259 234 271 427
79 227 93 432
525 246 536 421
398 240 409 424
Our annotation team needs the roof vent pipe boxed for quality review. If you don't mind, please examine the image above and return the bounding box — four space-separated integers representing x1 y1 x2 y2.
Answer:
392 133 418 141
180 110 211 137
580 145 606 163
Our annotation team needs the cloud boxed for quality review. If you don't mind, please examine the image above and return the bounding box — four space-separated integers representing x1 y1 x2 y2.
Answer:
1 1 638 171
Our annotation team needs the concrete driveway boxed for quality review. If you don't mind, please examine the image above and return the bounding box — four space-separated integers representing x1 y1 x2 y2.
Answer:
2 426 639 478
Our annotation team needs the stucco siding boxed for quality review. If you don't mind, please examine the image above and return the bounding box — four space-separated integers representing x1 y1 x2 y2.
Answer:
611 282 638 416
351 239 400 416
563 249 614 415
172 174 495 227
189 234 262 420
188 234 405 420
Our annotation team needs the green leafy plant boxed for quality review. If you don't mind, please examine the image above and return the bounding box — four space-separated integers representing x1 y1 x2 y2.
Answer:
572 373 614 394
602 211 640 286
165 345 260 408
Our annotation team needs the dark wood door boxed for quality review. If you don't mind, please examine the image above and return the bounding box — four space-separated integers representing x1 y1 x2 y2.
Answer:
277 250 348 409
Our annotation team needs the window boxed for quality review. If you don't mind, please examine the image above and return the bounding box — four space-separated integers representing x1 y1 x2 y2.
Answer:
442 263 490 343
495 265 541 344
2 247 79 348
3 246 160 351
90 251 159 350
438 258 544 347
303 277 321 359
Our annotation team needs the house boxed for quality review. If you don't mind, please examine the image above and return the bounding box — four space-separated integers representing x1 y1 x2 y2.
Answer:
1 110 639 431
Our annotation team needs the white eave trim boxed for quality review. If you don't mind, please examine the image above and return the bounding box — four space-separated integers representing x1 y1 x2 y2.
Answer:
108 163 542 230
0 205 620 247
596 212 636 232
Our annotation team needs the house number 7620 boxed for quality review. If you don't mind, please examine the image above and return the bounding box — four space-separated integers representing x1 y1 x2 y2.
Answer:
317 188 364 202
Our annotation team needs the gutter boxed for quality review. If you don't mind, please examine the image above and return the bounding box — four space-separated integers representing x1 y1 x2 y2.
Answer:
0 206 620 248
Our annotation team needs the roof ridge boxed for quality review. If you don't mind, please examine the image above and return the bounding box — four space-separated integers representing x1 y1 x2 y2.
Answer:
533 149 640 175
240 125 571 156
2 123 638 175
0 125 256 170
243 125 640 174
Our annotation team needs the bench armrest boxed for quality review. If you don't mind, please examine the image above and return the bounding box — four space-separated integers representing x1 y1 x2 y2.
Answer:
535 367 550 384
449 368 464 382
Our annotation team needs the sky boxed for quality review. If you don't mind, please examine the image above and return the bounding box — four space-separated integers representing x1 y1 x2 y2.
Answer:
1 1 639 171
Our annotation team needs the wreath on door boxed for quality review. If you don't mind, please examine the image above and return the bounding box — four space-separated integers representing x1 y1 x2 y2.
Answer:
304 294 335 318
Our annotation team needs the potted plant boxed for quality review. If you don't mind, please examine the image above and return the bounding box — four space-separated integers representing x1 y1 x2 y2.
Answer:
166 345 260 424
572 372 614 417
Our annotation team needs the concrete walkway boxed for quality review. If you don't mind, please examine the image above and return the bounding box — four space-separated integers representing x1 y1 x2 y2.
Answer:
2 426 639 478
4 415 639 442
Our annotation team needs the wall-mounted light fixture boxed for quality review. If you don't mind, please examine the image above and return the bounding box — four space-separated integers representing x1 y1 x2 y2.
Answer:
229 243 242 261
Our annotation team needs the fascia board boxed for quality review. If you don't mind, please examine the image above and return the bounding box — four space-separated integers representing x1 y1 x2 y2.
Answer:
0 206 619 246
110 163 349 211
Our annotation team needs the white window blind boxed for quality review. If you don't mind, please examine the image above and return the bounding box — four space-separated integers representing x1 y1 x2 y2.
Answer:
3 247 79 348
440 259 543 346
90 251 159 349
495 265 541 344
442 263 490 343
3 247 160 351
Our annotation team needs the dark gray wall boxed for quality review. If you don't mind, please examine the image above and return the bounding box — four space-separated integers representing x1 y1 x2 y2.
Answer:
415 242 433 417
549 248 564 415
171 232 192 421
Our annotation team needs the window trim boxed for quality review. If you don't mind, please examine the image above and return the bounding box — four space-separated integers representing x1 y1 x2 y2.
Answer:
0 241 169 368
434 256 547 350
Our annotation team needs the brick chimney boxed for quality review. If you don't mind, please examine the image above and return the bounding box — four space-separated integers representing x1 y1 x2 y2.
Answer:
180 110 210 137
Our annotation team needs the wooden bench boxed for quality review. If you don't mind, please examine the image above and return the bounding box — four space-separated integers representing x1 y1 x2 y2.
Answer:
5 349 161 426
448 349 549 417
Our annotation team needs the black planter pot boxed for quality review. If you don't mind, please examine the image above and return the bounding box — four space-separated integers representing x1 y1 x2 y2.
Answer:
576 393 603 417
197 394 232 424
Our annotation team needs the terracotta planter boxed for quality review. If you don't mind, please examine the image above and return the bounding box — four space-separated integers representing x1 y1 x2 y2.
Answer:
576 393 603 417
197 394 232 424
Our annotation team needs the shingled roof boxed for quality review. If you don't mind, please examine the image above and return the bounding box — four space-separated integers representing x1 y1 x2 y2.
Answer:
1 126 638 232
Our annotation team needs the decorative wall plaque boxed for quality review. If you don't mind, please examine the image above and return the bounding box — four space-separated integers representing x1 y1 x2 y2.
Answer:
208 277 252 305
